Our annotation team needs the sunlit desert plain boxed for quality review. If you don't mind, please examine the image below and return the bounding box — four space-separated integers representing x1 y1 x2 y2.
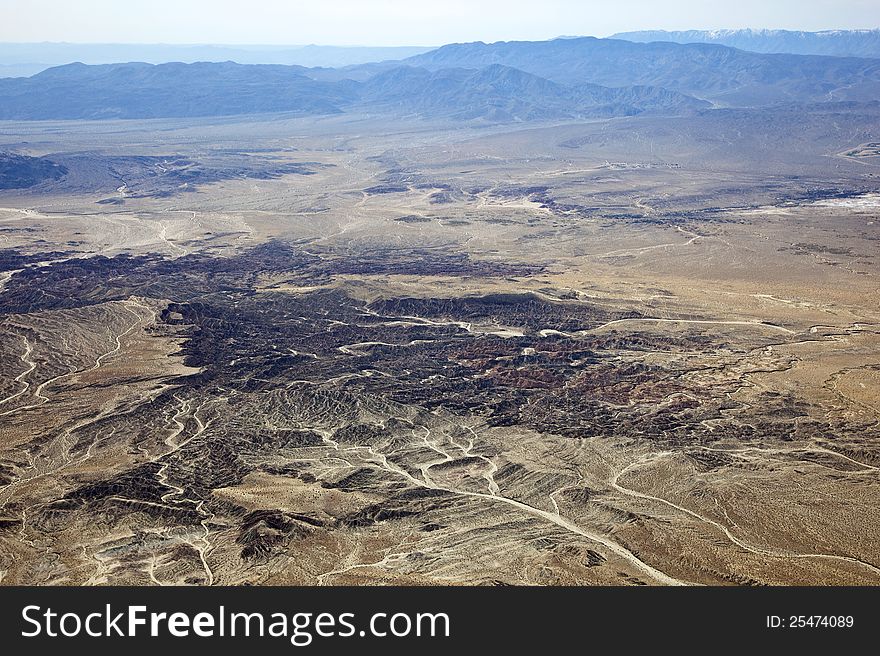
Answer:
0 98 878 585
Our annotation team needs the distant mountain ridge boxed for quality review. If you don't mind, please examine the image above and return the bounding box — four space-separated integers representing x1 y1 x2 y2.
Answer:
0 60 707 122
0 62 355 119
611 29 880 58
359 64 708 120
1 35 879 122
405 36 880 105
0 42 435 78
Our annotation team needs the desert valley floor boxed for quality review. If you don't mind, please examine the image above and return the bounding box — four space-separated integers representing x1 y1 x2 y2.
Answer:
0 107 878 585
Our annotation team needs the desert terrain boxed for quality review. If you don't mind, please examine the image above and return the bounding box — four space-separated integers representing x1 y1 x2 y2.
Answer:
0 105 878 585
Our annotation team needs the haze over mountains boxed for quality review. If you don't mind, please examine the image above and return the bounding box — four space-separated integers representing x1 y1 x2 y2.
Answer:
0 62 355 120
0 31 878 122
611 29 880 58
0 43 434 79
405 37 880 105
0 60 707 121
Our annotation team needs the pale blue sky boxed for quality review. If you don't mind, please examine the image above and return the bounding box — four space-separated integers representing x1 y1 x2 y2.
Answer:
1 0 877 46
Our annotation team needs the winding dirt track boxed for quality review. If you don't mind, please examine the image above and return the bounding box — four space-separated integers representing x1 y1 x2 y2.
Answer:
585 318 795 334
317 432 691 586
0 299 151 506
0 298 149 418
610 452 880 579
0 335 36 408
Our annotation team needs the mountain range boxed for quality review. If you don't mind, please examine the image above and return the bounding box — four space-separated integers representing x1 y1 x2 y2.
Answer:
0 43 434 78
610 29 880 58
0 35 878 122
0 62 354 120
404 37 880 105
358 64 708 121
0 59 708 121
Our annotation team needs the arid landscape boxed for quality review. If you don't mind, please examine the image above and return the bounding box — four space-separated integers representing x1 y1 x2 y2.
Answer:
0 41 879 586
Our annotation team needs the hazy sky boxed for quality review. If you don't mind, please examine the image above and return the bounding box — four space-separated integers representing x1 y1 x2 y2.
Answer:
1 0 877 46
